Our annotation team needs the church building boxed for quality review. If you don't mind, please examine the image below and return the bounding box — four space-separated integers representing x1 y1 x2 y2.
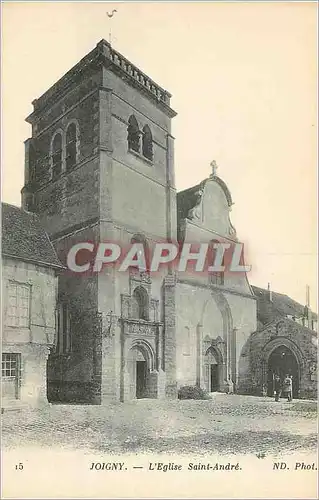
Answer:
16 39 316 404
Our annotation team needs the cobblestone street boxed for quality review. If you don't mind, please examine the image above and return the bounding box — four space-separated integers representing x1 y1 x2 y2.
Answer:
2 394 317 457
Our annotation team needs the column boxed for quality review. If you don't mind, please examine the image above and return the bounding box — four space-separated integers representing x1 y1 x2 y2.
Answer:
231 328 237 390
196 323 203 387
163 274 177 398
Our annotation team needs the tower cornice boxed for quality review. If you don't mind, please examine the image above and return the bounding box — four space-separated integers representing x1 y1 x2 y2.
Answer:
26 39 176 124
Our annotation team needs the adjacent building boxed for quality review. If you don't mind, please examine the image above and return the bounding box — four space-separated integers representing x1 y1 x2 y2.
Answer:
1 203 63 408
242 286 318 399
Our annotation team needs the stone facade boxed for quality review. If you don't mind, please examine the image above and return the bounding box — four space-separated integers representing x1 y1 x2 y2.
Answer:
18 39 317 403
175 174 257 394
2 257 58 408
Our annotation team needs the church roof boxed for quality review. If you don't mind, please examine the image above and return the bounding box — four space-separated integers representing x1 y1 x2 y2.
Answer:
252 285 317 323
1 203 63 269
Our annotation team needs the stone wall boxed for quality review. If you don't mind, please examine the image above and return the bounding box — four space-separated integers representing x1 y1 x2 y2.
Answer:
47 310 102 403
175 279 257 392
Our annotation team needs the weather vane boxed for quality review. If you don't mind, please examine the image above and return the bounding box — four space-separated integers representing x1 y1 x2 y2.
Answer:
107 9 118 45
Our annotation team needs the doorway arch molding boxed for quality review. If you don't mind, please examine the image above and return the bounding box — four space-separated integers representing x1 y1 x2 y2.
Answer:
204 342 224 364
261 336 305 369
129 339 156 372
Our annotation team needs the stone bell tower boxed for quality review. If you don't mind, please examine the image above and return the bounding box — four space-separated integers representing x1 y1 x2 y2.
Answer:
22 40 178 403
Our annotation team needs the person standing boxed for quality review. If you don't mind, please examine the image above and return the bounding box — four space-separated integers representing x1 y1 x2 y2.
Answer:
274 374 282 402
283 374 293 402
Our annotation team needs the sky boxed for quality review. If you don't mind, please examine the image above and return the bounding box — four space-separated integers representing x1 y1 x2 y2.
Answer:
1 2 317 310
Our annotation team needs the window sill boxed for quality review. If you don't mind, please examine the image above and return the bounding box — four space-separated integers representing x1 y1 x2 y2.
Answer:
128 148 153 166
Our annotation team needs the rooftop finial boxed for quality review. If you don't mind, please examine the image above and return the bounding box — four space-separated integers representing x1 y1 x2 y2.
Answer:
210 160 218 177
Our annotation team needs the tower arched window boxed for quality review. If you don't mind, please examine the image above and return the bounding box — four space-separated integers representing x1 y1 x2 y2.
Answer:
131 286 149 321
66 123 77 172
142 124 153 161
209 239 224 286
127 115 140 153
51 133 62 180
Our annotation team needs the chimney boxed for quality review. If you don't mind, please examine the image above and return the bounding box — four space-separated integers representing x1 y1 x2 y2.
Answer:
267 282 273 302
305 285 312 328
306 285 310 307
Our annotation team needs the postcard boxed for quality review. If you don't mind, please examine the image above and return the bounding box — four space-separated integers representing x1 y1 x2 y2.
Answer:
1 2 317 499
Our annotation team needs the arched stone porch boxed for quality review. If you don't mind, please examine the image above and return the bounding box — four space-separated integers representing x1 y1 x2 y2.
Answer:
261 337 305 399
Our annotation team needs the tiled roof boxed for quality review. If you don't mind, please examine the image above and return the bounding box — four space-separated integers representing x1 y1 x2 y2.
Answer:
252 285 317 323
1 203 63 269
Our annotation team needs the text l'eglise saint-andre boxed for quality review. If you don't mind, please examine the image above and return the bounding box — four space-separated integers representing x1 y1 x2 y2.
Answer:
149 462 241 471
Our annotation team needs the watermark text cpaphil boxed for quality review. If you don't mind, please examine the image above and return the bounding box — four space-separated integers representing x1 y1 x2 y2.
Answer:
66 241 251 274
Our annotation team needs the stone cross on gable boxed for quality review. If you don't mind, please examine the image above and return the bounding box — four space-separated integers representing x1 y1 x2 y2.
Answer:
210 160 218 177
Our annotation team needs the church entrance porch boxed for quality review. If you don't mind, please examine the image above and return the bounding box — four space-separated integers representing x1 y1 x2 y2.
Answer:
120 311 167 401
267 345 300 398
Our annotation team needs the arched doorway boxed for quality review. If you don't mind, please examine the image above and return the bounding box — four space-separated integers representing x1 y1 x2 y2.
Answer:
267 345 299 398
127 341 156 399
128 346 148 399
204 348 222 392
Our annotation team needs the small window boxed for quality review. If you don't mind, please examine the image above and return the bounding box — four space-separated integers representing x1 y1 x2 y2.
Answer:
6 283 31 328
127 115 140 153
209 240 224 286
56 303 71 354
52 133 62 180
210 272 224 286
142 124 153 161
66 123 77 172
2 353 19 378
131 286 149 321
